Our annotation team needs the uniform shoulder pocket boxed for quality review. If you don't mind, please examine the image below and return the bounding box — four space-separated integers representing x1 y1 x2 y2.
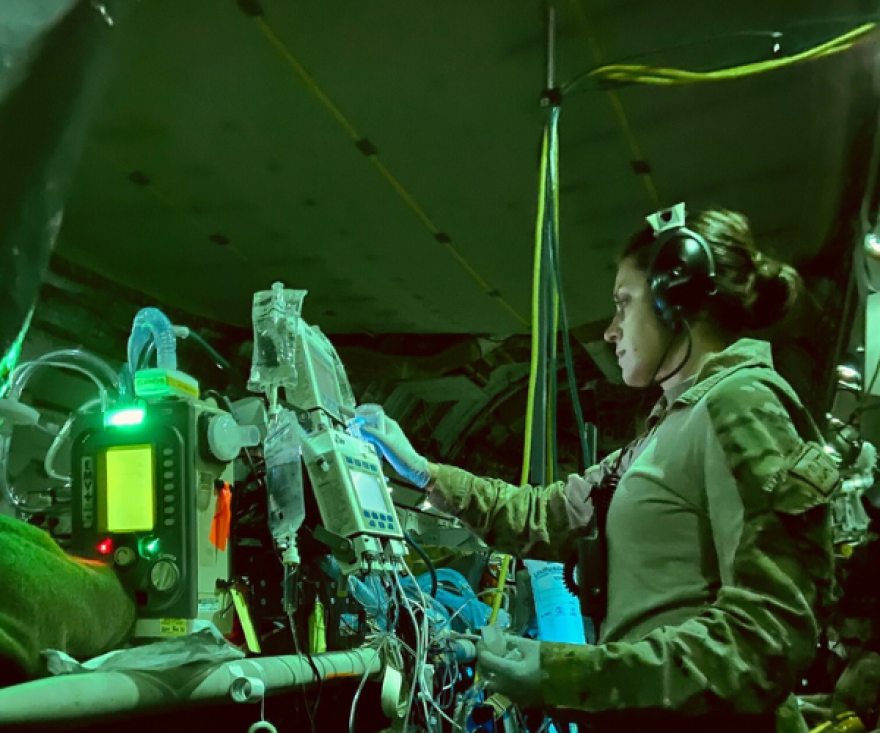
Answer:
769 442 840 515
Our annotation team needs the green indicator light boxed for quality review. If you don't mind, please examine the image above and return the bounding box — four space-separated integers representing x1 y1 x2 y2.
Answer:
105 407 146 427
139 537 160 558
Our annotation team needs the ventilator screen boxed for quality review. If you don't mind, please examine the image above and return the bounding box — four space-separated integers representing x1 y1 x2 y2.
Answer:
98 444 155 532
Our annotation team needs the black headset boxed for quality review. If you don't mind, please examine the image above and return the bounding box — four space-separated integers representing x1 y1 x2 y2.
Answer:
645 204 717 328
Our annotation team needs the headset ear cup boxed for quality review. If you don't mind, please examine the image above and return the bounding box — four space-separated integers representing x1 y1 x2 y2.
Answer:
649 274 674 325
667 273 709 322
645 223 714 327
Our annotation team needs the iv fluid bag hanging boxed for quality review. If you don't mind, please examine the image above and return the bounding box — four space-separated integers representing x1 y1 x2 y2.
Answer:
249 283 307 396
264 409 306 540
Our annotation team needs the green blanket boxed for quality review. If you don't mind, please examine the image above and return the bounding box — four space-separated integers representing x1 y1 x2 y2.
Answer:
0 515 134 685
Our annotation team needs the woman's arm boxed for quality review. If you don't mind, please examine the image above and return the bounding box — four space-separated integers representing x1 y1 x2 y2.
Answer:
424 453 620 562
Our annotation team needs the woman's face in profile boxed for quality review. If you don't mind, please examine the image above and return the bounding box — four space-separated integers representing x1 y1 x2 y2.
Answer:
604 258 670 388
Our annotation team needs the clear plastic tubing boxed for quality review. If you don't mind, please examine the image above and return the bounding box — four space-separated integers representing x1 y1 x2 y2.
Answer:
127 307 177 373
8 349 119 400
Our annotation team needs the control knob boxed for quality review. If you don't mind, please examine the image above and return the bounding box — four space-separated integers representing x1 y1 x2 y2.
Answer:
150 560 180 592
113 546 137 567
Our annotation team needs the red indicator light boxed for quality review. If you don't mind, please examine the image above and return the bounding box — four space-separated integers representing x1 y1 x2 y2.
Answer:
97 538 114 556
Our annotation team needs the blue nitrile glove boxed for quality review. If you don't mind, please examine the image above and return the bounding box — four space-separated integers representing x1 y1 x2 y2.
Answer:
354 414 431 488
476 635 543 710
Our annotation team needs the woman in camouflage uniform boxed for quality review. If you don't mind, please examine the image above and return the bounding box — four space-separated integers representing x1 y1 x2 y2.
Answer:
360 207 837 733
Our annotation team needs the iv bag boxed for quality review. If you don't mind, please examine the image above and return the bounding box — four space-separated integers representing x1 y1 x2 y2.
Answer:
264 409 307 540
248 283 306 396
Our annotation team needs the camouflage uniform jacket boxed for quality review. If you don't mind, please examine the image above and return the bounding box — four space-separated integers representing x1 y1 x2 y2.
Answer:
428 338 837 731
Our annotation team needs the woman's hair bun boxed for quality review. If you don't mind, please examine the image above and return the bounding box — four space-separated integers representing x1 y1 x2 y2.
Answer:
622 207 802 335
748 254 800 331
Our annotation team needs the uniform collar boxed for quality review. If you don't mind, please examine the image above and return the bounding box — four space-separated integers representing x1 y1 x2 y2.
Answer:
647 339 774 427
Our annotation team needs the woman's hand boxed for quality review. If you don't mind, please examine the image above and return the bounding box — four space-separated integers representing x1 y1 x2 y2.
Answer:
477 635 544 710
355 414 432 488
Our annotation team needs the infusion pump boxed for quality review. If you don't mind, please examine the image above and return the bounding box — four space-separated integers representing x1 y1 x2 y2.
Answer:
303 422 406 575
246 287 408 575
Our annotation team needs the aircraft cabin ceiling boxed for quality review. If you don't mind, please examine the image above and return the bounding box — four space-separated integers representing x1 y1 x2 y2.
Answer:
55 0 874 338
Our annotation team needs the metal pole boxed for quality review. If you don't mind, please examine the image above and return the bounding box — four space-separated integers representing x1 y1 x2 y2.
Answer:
0 647 383 726
546 1 557 91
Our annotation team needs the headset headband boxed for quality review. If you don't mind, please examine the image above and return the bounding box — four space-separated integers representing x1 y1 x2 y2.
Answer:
645 202 716 279
646 202 687 235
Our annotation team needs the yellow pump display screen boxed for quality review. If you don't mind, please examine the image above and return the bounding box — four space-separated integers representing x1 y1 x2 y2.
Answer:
98 444 155 532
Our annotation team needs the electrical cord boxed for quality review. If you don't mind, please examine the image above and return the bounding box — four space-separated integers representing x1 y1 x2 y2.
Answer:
399 561 445 730
302 644 325 724
615 323 694 462
384 629 437 730
565 22 878 91
407 572 443 733
349 636 391 733
522 115 552 487
424 689 464 731
442 588 509 632
392 567 426 733
242 447 266 488
185 329 232 372
543 106 590 471
500 99 557 631
407 566 433 729
437 653 459 711
403 531 438 598
136 329 232 375
652 325 694 387
204 388 236 414
562 28 814 94
287 611 318 733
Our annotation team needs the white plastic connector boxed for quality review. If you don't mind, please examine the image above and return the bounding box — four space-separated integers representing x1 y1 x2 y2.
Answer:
208 414 260 462
240 425 260 448
385 539 408 561
0 399 41 431
208 414 241 461
281 542 300 567
229 675 265 703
